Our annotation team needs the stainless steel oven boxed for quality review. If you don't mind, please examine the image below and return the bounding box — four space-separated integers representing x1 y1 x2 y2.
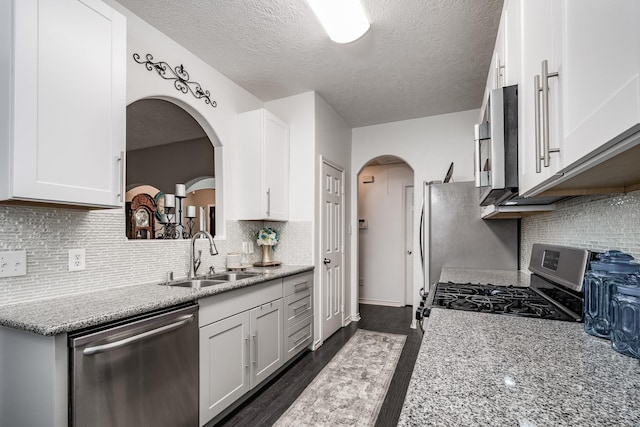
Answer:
417 244 590 329
69 303 198 427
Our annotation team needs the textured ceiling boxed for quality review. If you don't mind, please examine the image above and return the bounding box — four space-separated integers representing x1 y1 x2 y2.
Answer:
117 0 503 127
127 99 207 150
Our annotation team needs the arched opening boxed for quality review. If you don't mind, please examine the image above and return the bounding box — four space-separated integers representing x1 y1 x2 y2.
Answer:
357 155 415 309
124 97 221 239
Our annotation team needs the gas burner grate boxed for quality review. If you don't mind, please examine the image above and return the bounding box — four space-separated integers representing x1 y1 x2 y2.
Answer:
432 282 576 321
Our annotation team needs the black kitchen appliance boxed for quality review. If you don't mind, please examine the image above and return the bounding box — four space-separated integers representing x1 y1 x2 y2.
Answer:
417 244 590 327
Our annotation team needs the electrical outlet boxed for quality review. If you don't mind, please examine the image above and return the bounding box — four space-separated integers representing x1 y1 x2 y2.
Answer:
0 250 27 278
68 249 86 272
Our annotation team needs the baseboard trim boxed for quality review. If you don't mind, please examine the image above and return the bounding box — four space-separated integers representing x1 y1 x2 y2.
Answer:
359 298 405 308
312 338 323 351
345 312 360 322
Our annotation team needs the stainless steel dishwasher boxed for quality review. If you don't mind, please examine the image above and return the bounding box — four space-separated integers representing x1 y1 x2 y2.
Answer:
69 303 198 427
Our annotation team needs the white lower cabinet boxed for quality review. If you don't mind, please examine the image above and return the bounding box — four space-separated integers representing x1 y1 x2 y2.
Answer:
198 278 292 426
250 300 284 387
199 311 251 425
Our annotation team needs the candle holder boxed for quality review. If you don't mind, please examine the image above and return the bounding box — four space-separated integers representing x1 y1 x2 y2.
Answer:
183 217 196 239
175 194 186 239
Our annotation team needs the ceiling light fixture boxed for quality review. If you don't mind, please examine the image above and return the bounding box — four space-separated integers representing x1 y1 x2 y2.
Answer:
307 0 370 44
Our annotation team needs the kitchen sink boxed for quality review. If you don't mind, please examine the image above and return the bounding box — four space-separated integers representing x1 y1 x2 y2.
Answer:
165 271 263 288
210 272 263 281
168 279 228 289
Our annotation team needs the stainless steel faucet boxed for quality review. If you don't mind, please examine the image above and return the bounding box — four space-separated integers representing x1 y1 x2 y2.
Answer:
189 230 218 279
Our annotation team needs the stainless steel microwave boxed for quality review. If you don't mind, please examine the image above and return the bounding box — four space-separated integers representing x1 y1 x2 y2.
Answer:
474 85 518 206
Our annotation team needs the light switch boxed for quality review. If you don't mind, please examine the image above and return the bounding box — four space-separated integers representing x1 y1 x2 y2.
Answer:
0 250 27 277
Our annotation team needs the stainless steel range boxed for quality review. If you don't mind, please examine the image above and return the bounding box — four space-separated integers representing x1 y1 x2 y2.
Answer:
420 244 590 324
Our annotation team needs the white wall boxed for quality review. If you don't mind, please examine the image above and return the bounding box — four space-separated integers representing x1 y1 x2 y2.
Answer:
350 109 479 320
358 163 414 306
314 94 352 340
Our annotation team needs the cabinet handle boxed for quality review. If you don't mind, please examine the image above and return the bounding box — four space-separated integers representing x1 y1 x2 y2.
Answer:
495 61 505 88
245 334 250 369
541 60 560 168
534 75 542 173
253 331 257 365
294 282 308 292
294 304 308 314
266 188 271 217
117 151 125 202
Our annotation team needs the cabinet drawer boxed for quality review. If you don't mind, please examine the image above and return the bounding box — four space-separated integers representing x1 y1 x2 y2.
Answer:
285 291 312 329
285 315 312 362
199 279 283 327
283 272 313 297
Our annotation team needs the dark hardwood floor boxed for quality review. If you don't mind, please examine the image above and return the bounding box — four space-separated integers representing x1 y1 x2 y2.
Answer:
216 304 423 427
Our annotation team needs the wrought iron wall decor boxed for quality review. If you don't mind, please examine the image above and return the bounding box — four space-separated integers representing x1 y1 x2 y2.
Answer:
133 53 217 108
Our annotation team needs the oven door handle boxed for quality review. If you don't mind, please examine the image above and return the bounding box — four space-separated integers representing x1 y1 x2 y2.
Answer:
82 314 195 356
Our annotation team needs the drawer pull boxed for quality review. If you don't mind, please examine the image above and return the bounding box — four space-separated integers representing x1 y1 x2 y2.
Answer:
294 283 308 292
293 304 308 314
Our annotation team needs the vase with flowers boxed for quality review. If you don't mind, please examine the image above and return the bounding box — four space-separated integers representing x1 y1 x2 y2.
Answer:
256 227 280 265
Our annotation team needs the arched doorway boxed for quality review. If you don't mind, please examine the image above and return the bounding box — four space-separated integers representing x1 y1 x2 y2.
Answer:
124 98 221 239
357 155 415 307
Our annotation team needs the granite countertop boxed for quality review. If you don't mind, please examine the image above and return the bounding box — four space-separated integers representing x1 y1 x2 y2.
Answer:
440 266 531 287
0 265 313 336
399 309 640 426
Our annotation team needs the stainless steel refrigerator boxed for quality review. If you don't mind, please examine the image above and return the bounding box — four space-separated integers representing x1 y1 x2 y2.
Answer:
421 181 518 287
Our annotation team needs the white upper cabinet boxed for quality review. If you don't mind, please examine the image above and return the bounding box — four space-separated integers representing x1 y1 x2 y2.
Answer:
560 0 640 168
479 0 520 122
518 0 565 196
235 109 290 221
501 0 520 87
0 0 126 208
514 0 640 196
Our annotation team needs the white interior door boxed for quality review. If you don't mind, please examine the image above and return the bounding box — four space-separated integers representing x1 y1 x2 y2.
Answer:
321 160 344 340
404 185 414 306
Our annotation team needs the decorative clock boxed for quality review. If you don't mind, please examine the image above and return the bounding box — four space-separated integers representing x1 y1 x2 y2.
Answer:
128 193 156 239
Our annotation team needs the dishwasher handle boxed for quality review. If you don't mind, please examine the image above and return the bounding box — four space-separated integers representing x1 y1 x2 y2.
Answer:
83 314 195 356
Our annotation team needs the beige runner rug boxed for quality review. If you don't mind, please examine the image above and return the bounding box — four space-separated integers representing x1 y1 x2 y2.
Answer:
274 329 407 427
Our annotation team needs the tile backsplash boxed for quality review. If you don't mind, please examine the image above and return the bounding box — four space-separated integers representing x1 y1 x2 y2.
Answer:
521 190 640 268
0 205 311 306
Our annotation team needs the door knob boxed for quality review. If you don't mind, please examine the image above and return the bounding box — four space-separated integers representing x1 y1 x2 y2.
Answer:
323 258 331 265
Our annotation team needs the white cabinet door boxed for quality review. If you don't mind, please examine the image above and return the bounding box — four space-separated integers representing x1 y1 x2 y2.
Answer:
493 20 505 89
199 311 251 425
2 0 126 207
517 0 564 196
249 299 284 388
263 114 289 220
235 109 289 221
561 0 640 168
502 0 520 87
